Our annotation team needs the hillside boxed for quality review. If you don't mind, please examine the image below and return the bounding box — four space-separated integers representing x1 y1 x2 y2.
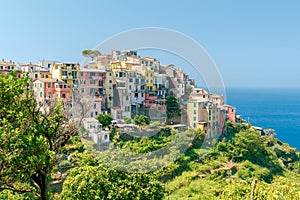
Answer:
97 121 300 199
1 121 299 199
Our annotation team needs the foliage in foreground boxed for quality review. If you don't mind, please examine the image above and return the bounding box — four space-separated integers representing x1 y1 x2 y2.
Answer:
0 72 78 200
60 165 165 200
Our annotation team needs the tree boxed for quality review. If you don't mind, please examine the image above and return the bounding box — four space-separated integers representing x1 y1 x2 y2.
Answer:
124 116 132 124
0 72 80 200
97 114 113 128
60 165 165 200
166 95 181 118
82 49 101 61
133 115 150 126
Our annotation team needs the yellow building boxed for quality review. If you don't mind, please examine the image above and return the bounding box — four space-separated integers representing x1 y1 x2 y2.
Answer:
110 61 131 71
31 71 52 79
187 88 219 138
52 62 80 87
144 66 156 91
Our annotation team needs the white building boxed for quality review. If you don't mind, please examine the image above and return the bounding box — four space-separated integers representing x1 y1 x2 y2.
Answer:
82 118 110 144
127 71 146 106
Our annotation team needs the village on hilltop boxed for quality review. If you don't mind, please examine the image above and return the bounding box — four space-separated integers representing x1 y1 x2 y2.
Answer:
0 50 243 145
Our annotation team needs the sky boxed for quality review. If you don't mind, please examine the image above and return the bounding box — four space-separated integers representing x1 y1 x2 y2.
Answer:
0 0 300 88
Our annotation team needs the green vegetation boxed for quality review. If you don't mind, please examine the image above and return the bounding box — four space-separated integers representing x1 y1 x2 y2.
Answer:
133 114 150 126
124 116 132 124
60 165 165 200
96 114 113 128
166 95 181 118
82 49 101 61
0 72 78 200
1 72 299 199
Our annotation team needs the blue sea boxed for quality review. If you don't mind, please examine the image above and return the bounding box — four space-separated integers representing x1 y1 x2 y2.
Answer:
225 88 300 150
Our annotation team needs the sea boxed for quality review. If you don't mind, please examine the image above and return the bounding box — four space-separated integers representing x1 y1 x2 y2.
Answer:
225 87 300 150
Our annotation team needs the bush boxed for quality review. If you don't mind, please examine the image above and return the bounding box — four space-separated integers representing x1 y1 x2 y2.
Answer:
133 115 151 126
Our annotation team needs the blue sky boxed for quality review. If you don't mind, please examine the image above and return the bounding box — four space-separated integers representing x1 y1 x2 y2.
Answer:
0 0 300 88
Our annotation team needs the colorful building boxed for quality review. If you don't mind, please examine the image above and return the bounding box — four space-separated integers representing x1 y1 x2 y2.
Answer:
224 104 236 123
52 62 80 88
0 59 17 74
77 68 106 117
32 78 71 103
187 88 225 138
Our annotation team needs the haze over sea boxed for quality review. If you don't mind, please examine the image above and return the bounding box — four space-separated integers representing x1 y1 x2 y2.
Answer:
226 87 300 150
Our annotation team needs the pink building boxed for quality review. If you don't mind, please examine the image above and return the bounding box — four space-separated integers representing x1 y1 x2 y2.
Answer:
145 91 158 108
77 68 106 117
224 105 236 123
78 68 106 96
33 78 71 103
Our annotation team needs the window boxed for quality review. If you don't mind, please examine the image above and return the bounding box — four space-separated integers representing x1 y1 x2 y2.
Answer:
34 83 36 88
129 78 133 82
39 92 43 97
203 95 205 98
93 103 96 109
90 88 95 95
62 94 66 98
90 80 93 84
80 72 83 76
35 74 38 79
48 83 51 88
129 85 131 90
125 106 130 112
56 84 58 88
193 123 196 128
194 110 196 114
81 88 84 93
46 75 48 78
60 85 62 88
141 93 144 97
194 102 196 107
40 83 43 88
104 134 108 140
193 117 196 121
126 96 129 101
109 80 112 83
